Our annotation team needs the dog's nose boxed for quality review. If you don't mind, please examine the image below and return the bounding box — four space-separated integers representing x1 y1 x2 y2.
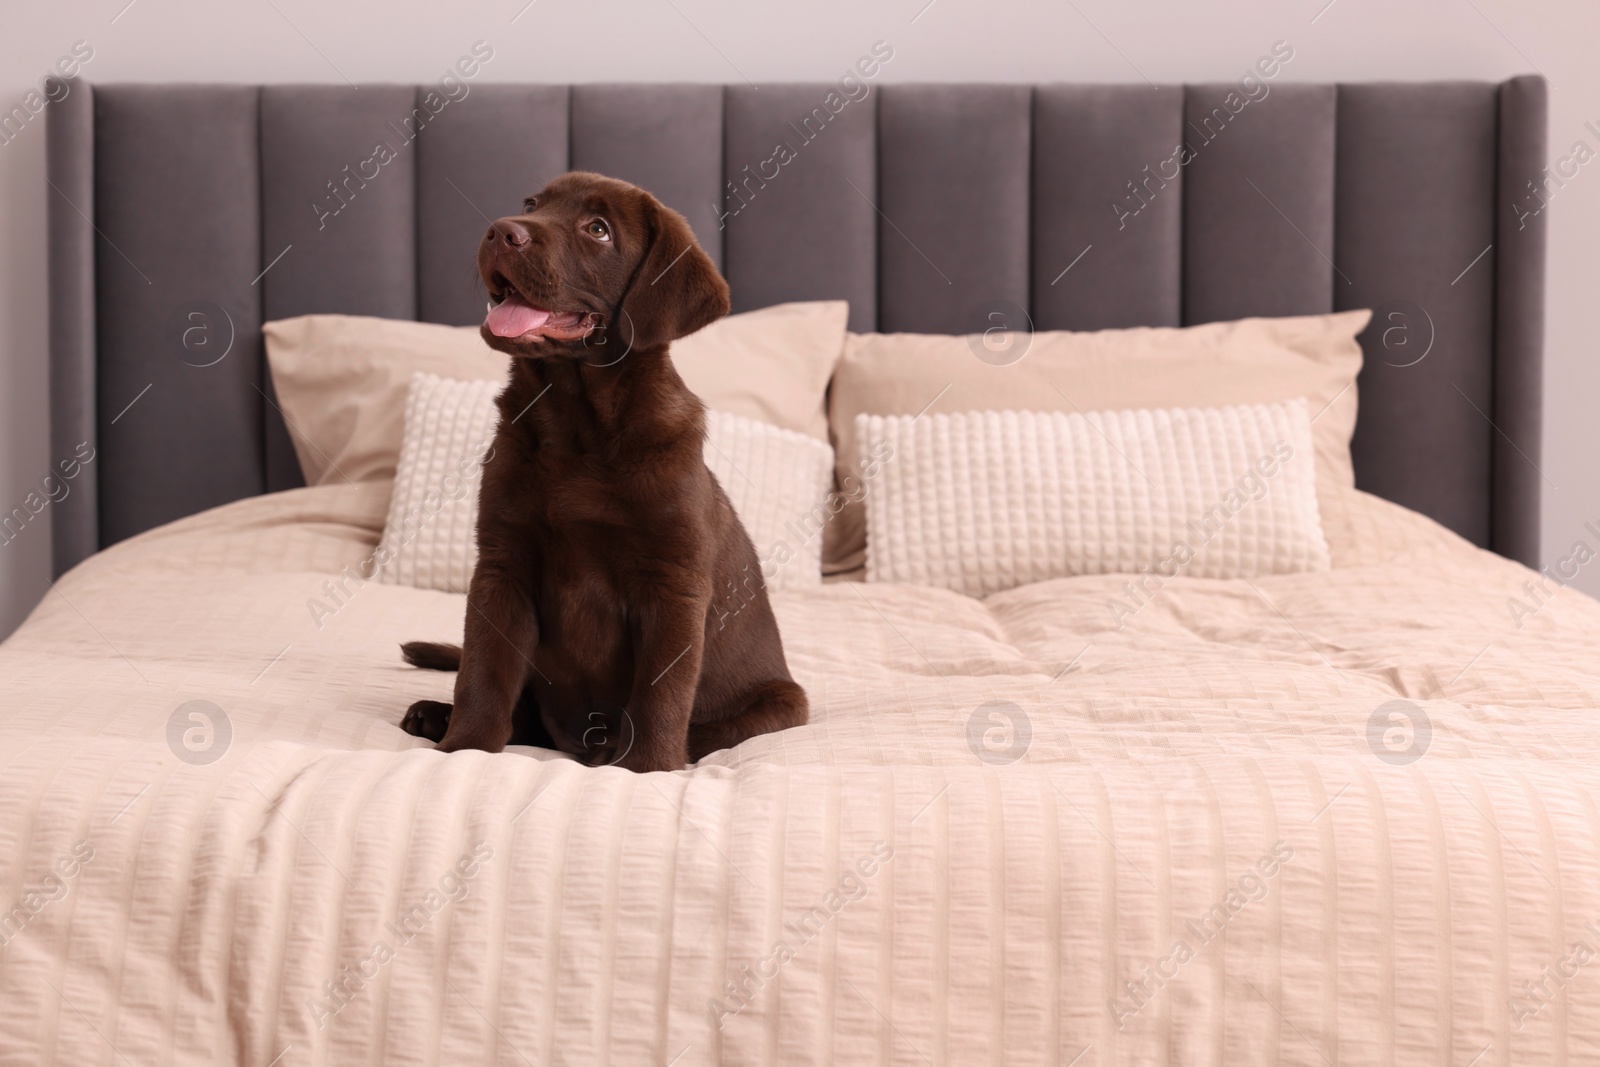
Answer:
486 218 532 250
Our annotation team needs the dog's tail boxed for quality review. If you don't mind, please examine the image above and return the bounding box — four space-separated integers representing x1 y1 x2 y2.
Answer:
401 641 462 671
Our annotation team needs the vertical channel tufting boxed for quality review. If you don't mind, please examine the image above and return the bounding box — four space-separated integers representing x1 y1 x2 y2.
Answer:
1336 83 1498 549
48 77 1548 566
1032 85 1184 330
721 85 878 330
570 85 725 271
46 81 98 575
1493 75 1548 567
416 86 569 327
260 86 421 322
876 85 1031 335
93 85 264 548
259 85 419 490
1182 82 1335 324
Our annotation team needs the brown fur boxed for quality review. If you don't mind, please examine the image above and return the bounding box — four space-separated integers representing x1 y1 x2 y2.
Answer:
399 172 808 771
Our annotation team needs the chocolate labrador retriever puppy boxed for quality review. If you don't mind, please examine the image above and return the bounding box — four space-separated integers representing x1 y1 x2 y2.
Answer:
398 172 808 772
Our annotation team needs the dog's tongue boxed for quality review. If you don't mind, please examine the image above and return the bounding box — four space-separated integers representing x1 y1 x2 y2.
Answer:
486 295 551 338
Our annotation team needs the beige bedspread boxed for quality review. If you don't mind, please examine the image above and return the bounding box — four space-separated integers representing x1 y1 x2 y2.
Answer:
3 482 1600 1065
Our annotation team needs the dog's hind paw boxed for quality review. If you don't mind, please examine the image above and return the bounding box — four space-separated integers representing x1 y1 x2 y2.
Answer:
401 699 452 742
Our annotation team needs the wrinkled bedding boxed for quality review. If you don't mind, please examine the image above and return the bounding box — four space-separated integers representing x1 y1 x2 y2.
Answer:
3 481 1600 1065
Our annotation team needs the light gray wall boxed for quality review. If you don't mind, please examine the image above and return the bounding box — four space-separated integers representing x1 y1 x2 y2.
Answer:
1 0 1594 637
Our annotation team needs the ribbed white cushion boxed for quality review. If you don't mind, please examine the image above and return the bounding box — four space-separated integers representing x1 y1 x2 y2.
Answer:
374 374 502 593
699 411 835 589
860 399 1330 596
376 373 833 592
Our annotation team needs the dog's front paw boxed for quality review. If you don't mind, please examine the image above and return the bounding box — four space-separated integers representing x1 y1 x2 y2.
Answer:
401 699 452 742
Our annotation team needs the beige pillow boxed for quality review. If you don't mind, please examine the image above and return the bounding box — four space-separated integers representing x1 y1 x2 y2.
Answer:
824 311 1371 574
263 301 849 486
674 300 848 442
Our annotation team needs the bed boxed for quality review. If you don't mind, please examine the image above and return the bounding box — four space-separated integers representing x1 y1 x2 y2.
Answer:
4 76 1586 1065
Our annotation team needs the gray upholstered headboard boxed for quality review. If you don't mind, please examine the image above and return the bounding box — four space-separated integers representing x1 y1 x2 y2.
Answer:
47 78 1547 576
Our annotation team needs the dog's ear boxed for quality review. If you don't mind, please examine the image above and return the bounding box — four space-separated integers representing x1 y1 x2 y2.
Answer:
616 197 729 351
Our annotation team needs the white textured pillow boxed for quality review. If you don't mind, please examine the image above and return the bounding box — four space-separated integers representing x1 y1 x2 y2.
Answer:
375 373 834 593
700 412 835 589
374 374 501 593
859 399 1329 597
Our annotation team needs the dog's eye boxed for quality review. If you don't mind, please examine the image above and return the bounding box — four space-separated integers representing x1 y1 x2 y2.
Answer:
585 218 611 242
522 197 537 213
